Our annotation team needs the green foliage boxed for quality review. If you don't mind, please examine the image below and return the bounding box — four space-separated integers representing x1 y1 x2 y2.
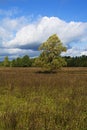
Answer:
35 34 67 71
3 56 10 67
10 55 32 67
1 54 87 68
64 55 87 67
10 59 16 67
11 58 22 67
22 55 32 67
0 62 3 67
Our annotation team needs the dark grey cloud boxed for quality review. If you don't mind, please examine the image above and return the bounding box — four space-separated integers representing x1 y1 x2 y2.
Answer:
19 42 40 51
0 47 40 61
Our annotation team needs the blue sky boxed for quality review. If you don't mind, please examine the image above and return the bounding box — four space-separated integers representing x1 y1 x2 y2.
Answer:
0 0 87 22
0 0 87 60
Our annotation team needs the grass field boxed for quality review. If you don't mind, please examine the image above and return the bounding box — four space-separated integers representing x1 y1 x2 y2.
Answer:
0 67 87 130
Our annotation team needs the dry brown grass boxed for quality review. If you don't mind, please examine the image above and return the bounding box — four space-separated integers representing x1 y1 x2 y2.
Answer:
0 67 87 130
0 67 87 89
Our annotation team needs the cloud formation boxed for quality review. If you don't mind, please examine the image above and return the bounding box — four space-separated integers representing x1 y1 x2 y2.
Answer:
0 16 87 60
0 7 21 17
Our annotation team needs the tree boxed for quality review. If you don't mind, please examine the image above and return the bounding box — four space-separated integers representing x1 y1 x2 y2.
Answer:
3 56 10 67
16 57 22 67
35 34 67 72
11 58 22 67
10 59 16 67
22 55 32 67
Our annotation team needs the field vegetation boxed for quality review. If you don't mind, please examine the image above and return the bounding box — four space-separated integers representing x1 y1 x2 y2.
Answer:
0 67 87 130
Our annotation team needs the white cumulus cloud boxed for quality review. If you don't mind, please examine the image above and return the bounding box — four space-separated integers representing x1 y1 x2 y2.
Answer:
0 16 87 59
4 16 87 47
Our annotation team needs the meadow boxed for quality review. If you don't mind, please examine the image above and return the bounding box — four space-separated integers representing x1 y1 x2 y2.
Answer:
0 67 87 130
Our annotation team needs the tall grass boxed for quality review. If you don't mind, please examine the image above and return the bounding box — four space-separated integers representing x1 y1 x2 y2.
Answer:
0 67 87 130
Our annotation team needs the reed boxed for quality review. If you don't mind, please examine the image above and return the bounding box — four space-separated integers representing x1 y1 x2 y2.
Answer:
0 67 87 130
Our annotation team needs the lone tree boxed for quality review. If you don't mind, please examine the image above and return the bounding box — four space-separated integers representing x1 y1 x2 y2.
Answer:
35 34 67 72
3 56 10 67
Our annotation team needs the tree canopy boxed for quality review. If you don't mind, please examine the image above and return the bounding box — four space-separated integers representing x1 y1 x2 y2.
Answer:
35 34 67 71
0 55 87 68
3 56 10 67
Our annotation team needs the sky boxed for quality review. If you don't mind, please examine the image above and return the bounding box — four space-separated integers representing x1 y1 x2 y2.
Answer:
0 0 87 60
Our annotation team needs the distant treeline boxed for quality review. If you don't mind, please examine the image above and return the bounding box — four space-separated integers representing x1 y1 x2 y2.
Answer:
64 55 87 67
0 55 87 67
0 55 34 67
